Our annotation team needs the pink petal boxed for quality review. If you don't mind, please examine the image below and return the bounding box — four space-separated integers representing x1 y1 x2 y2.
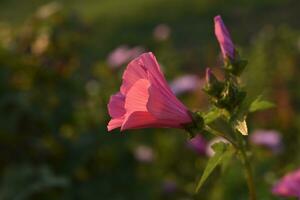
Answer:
214 15 235 59
147 84 191 127
108 92 125 118
120 55 148 95
107 117 124 131
272 168 300 198
121 111 157 130
124 79 150 112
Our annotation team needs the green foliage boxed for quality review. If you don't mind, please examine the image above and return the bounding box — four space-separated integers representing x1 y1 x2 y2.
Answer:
0 165 69 200
202 108 223 124
195 142 234 192
249 96 275 113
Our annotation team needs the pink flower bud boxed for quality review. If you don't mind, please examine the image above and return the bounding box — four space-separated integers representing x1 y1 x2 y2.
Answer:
214 15 235 60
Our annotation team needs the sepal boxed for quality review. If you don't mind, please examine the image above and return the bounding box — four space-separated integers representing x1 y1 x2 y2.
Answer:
224 50 247 76
184 111 204 138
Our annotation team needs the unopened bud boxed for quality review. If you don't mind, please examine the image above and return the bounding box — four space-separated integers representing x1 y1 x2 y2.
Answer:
224 50 248 76
203 68 224 98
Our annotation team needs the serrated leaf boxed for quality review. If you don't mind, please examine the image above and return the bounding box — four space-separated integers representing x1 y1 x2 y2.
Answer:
249 96 275 113
234 118 248 135
195 142 231 193
203 108 222 124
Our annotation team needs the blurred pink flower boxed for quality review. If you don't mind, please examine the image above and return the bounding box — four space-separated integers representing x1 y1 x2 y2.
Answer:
162 180 177 195
107 52 193 131
107 45 144 68
153 24 171 41
205 68 212 83
272 168 300 198
134 145 154 163
170 75 202 95
187 134 207 156
250 130 282 153
214 15 235 60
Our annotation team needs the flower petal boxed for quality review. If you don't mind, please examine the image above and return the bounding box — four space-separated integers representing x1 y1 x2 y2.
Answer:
124 79 150 113
120 55 148 95
107 117 124 131
107 92 125 118
147 84 191 127
214 15 235 59
121 111 157 130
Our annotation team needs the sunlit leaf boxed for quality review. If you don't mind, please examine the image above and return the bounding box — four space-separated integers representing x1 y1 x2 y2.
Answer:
249 96 275 112
203 108 222 124
195 142 232 193
221 145 235 172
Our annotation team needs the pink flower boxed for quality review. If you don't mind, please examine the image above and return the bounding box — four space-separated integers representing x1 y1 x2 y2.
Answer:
170 75 202 95
250 130 282 153
107 52 193 131
134 145 154 163
214 15 235 60
272 168 300 198
107 45 144 68
153 24 171 41
187 134 207 156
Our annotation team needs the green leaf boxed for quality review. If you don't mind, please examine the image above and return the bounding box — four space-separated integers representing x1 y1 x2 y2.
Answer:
195 142 232 193
221 145 235 172
203 108 223 124
249 96 275 113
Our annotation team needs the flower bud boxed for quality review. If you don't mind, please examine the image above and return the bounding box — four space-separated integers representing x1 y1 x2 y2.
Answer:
214 15 235 60
203 68 224 98
224 51 248 76
214 15 248 76
216 81 246 112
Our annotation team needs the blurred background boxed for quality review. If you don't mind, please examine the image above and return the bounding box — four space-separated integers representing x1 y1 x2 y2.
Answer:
0 0 299 199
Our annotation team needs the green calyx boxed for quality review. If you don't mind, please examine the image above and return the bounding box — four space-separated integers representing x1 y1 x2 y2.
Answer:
215 81 246 112
184 111 204 138
224 50 248 76
203 73 224 98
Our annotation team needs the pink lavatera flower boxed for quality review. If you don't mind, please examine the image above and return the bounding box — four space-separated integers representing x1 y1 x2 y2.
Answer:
187 134 207 156
250 130 282 153
107 52 193 131
170 74 202 95
272 168 300 199
214 15 235 60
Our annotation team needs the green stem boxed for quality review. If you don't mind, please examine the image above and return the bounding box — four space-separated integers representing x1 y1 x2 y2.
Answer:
204 125 238 149
203 125 256 199
236 136 257 200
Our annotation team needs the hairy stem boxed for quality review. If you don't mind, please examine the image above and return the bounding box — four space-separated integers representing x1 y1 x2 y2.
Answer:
237 136 257 200
204 125 237 149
